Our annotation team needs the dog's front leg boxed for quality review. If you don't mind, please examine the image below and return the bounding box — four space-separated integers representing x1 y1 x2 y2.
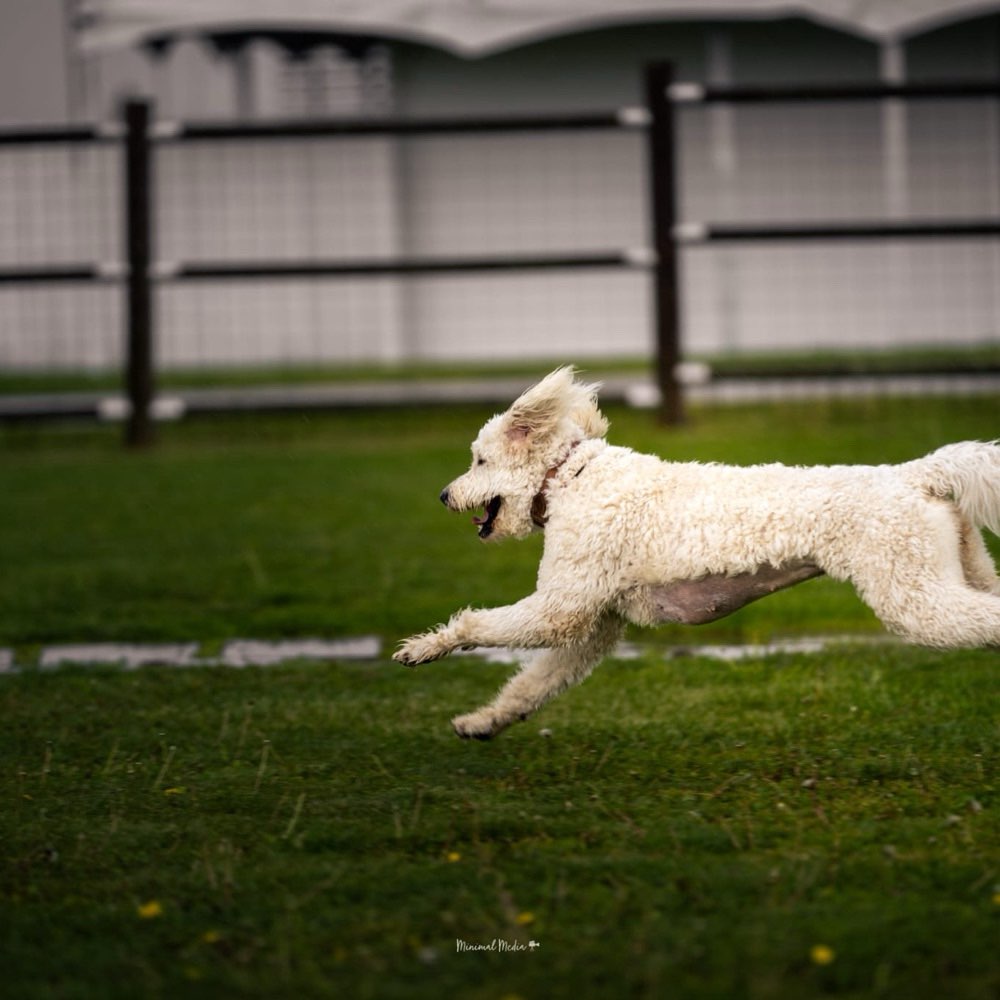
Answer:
393 592 598 666
392 623 465 666
451 612 624 740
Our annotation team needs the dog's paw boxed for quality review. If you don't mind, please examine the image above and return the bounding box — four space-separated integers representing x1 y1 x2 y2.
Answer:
451 710 500 741
393 631 450 667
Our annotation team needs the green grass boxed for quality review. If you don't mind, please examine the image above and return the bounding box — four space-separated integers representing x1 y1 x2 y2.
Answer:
0 358 651 395
1 342 999 394
0 393 997 656
701 343 1000 377
1 647 996 999
0 393 998 998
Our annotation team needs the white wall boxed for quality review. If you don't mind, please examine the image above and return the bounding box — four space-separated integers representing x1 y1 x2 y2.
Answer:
0 0 69 125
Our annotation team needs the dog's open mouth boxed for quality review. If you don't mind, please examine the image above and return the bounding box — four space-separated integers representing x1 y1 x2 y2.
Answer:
472 496 502 538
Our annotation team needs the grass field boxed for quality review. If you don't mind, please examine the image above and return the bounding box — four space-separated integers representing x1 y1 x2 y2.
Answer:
1 342 998 394
0 391 998 998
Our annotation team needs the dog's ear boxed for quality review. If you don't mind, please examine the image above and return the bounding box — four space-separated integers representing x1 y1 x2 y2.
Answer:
503 366 608 443
503 367 577 443
567 384 609 440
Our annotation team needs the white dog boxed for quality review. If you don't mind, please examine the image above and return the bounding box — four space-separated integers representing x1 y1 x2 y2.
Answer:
394 367 1000 739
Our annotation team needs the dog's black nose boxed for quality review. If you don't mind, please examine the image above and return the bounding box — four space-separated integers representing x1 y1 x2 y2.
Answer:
439 488 450 506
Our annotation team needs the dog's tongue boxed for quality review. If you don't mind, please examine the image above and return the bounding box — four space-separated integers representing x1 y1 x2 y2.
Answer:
471 497 500 531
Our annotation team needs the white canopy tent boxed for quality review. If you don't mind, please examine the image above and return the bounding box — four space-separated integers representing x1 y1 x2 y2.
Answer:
75 0 1000 57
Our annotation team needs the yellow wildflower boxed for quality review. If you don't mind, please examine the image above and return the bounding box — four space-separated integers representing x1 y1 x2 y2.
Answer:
810 944 835 966
137 900 163 919
515 911 535 926
446 851 461 863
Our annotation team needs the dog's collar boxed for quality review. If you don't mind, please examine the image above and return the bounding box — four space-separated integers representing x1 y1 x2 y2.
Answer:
530 440 585 528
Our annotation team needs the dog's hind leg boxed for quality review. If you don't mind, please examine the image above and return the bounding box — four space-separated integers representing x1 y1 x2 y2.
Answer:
451 613 624 740
866 580 1000 648
848 497 1000 648
959 519 1000 596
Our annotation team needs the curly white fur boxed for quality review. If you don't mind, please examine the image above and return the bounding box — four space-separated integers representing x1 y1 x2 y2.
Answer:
394 367 1000 739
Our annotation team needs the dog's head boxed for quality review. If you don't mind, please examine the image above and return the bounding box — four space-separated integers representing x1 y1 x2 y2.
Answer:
440 366 608 540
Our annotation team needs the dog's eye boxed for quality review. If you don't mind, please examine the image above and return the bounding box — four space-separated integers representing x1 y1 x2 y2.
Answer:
476 457 487 466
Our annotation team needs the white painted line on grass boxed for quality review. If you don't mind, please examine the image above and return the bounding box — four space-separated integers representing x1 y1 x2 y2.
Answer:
459 636 892 665
40 643 202 670
214 637 382 667
23 637 383 673
7 635 888 675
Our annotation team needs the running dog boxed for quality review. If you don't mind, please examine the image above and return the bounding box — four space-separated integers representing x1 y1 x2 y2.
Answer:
394 367 1000 739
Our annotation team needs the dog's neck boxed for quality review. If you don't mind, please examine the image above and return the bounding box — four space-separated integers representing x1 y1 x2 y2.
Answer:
530 439 595 527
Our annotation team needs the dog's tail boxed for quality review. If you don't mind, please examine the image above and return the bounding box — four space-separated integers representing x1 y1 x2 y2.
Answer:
906 440 1000 535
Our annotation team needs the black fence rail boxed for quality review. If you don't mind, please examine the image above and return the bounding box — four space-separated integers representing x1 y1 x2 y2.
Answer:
675 220 1000 243
0 265 122 283
2 66 1000 441
669 79 1000 104
164 251 643 280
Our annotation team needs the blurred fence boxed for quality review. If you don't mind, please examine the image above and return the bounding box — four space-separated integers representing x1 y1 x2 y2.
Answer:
0 127 121 368
0 103 655 439
0 110 651 368
671 80 1000 362
1 66 1000 436
154 113 651 370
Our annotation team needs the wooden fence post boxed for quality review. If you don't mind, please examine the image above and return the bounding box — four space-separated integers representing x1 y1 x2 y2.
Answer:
123 98 154 447
644 63 684 425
